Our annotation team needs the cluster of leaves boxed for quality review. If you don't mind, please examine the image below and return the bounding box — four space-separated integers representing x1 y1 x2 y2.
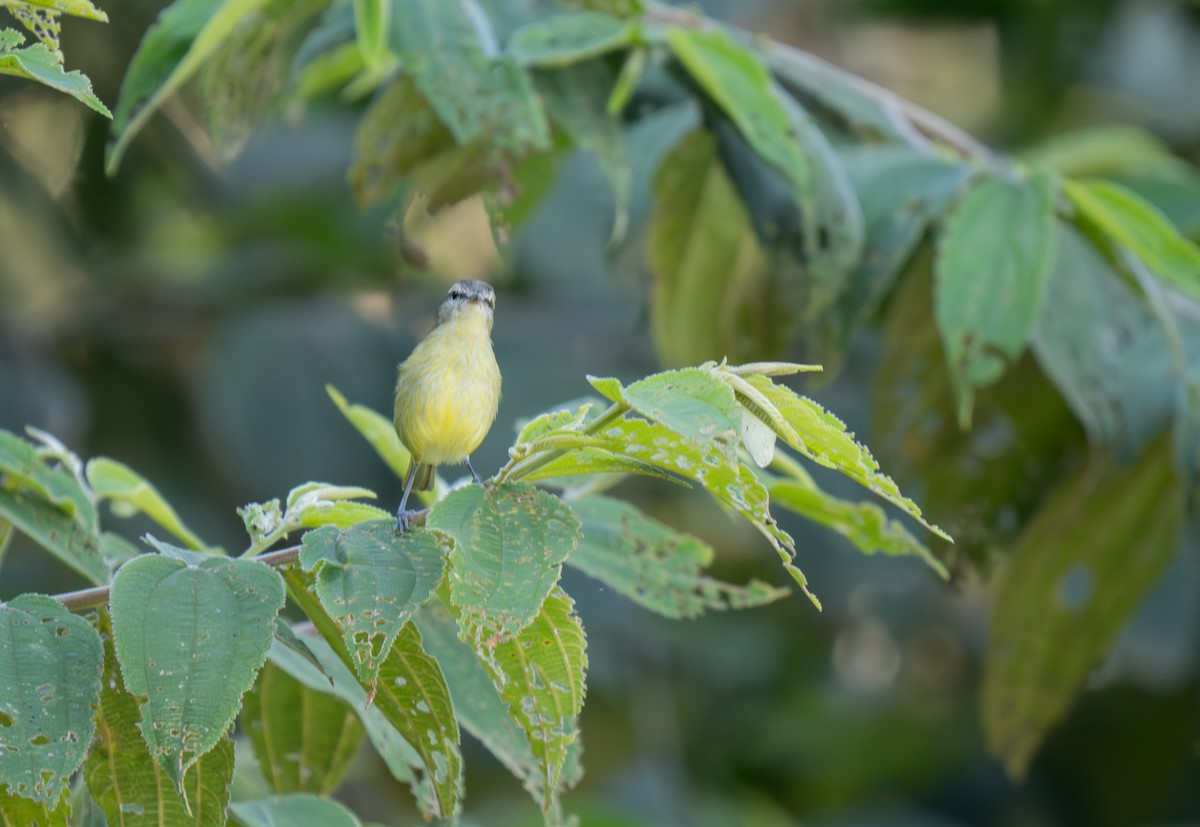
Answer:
0 0 110 115
0 361 946 825
43 0 1200 794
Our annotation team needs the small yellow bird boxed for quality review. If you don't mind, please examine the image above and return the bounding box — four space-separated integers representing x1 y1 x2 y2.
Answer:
393 279 502 531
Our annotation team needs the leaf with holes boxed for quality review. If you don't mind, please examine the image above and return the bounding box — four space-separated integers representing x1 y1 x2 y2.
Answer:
0 594 102 805
243 659 365 795
299 520 449 687
427 484 580 638
592 368 742 452
983 439 1183 779
466 588 586 809
569 495 789 618
0 488 107 584
0 788 69 826
935 169 1059 425
110 553 284 788
85 612 234 826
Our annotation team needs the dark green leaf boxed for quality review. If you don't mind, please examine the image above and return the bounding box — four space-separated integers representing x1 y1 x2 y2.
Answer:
0 788 69 827
243 659 364 795
110 554 284 787
936 169 1059 425
509 11 630 67
0 485 108 585
231 794 362 827
427 483 581 638
86 612 234 826
0 428 96 525
0 594 102 805
983 440 1183 779
569 494 789 618
299 520 449 686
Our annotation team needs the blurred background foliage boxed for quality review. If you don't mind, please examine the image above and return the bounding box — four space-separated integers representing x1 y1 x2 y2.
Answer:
2 0 1200 825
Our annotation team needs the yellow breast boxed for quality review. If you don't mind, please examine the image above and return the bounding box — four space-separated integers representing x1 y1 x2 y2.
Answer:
393 311 501 467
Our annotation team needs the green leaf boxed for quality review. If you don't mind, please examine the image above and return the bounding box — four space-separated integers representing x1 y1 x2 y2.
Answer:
326 386 411 479
85 612 234 826
364 622 462 818
231 794 362 827
298 520 449 687
284 482 386 533
607 45 646 114
427 483 581 638
0 519 11 575
0 594 102 805
110 553 285 788
86 457 209 551
982 440 1183 780
414 603 547 807
0 788 69 827
1030 223 1178 454
1020 125 1194 181
569 494 789 618
0 37 110 116
386 0 550 155
352 0 389 68
0 482 108 585
936 169 1059 426
609 367 742 451
465 588 586 809
1065 178 1200 298
12 0 108 21
0 428 96 524
647 129 771 366
518 447 689 487
243 659 365 795
508 11 630 67
742 374 950 542
666 28 806 201
107 0 275 173
769 470 947 578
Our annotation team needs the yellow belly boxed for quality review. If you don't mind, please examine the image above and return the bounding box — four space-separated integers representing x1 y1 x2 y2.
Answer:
393 316 501 467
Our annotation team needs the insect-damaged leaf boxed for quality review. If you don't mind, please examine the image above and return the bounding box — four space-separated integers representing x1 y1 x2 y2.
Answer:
0 594 102 805
590 368 742 450
110 553 284 788
299 519 449 687
427 483 581 638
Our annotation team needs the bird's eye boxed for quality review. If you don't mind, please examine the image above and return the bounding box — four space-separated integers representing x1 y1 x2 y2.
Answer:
449 289 464 300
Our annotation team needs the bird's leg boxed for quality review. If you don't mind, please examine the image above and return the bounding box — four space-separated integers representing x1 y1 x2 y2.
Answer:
396 464 418 533
465 457 482 485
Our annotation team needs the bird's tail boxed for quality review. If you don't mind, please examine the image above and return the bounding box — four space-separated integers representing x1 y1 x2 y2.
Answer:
406 461 435 492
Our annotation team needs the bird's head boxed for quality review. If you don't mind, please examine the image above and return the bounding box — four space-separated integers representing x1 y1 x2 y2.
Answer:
437 279 496 330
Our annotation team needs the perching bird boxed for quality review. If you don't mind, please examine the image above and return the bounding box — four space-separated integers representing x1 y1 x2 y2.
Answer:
393 279 501 531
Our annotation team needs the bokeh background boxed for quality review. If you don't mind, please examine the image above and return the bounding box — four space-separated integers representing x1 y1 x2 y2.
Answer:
3 1 1200 825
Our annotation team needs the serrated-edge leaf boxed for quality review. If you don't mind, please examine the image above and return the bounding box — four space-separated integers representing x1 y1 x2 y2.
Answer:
0 39 111 116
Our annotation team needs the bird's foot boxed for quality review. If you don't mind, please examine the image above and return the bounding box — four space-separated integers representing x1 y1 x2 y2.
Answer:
396 507 418 534
465 457 483 486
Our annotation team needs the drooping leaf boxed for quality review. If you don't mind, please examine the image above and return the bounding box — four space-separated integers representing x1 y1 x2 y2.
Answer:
508 11 631 67
86 457 209 551
427 483 581 638
413 603 545 805
0 428 96 526
242 659 365 795
0 594 102 805
935 169 1059 426
769 471 946 578
386 0 550 155
0 788 69 827
465 588 586 809
107 0 275 173
326 385 411 480
647 129 773 366
110 553 285 788
742 374 950 542
982 440 1184 780
85 612 234 827
0 487 108 584
230 794 363 827
299 520 449 686
568 494 789 618
365 622 462 817
0 36 110 116
1030 223 1179 455
1065 178 1200 298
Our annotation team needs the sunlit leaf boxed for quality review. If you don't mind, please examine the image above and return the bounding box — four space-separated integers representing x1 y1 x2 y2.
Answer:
0 788 69 827
568 494 789 618
86 457 209 551
508 11 631 67
326 385 410 480
299 520 449 687
604 368 742 451
243 659 364 795
13 0 108 22
0 595 102 805
110 553 284 788
0 36 110 116
936 169 1059 425
353 0 388 68
465 588 586 809
86 612 234 826
983 439 1183 779
427 483 580 638
231 794 362 827
1065 178 1200 298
